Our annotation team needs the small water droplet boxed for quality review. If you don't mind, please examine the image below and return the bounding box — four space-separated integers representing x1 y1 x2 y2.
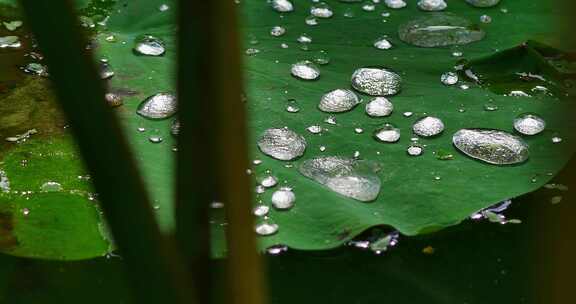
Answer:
466 0 500 8
407 144 424 156
313 50 330 65
271 0 294 13
513 113 546 136
452 129 529 165
374 123 401 143
299 156 381 201
413 116 445 137
365 97 393 117
324 116 337 125
133 35 165 56
253 204 270 217
403 111 413 117
22 208 30 216
149 136 163 143
270 26 287 37
257 128 307 161
398 14 485 47
483 102 499 111
285 99 301 113
297 34 312 44
271 187 296 210
307 125 323 134
266 244 288 255
159 3 170 11
41 181 62 192
417 0 447 12
385 0 407 9
351 68 402 96
137 93 177 120
550 196 563 205
354 128 364 134
105 93 123 107
374 37 393 50
552 136 563 144
480 14 492 23
260 175 278 188
291 60 320 80
441 71 458 85
318 89 360 113
305 15 319 26
0 36 21 48
245 48 260 56
255 221 279 236
310 2 333 18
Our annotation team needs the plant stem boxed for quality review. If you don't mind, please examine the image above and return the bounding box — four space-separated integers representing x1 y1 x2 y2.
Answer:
18 1 195 303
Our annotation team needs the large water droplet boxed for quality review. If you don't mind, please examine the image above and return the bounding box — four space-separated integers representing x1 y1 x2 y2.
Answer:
257 128 307 161
299 156 381 202
412 116 445 137
137 93 177 120
255 222 279 236
453 129 529 165
466 0 500 8
418 0 447 12
513 113 546 136
441 71 458 85
271 0 294 13
271 187 296 210
398 14 485 47
351 68 402 96
133 35 166 56
365 97 393 117
291 60 320 80
318 89 360 113
374 123 401 143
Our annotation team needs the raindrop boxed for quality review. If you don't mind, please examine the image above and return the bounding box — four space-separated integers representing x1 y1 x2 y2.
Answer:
398 14 485 47
245 48 260 56
310 2 333 18
483 102 499 111
285 99 301 113
137 93 177 120
255 222 279 236
133 35 166 56
313 50 330 65
271 187 296 210
261 175 278 188
351 68 402 96
271 0 294 13
159 4 170 11
149 136 163 143
267 245 288 255
407 144 424 156
257 128 307 161
299 156 381 202
41 181 62 192
403 111 413 117
513 113 546 136
418 0 447 12
412 116 445 137
374 37 393 50
480 15 492 24
441 72 458 85
307 125 323 134
318 89 360 113
452 129 529 165
365 97 394 117
466 0 500 8
255 185 266 194
374 123 401 143
385 0 407 9
291 60 320 80
354 128 364 134
508 90 531 97
324 116 337 125
297 34 312 44
253 204 270 217
22 208 30 216
305 16 319 26
343 8 355 18
552 136 563 144
270 26 287 37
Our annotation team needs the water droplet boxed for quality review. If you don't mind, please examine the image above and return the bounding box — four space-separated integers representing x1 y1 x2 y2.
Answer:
313 50 330 65
271 0 294 13
398 14 485 47
483 102 499 111
260 175 278 188
441 71 458 85
365 97 394 117
343 8 355 18
253 204 270 217
351 68 402 96
305 15 318 26
552 136 563 144
374 123 401 143
271 187 296 210
105 93 123 107
297 34 312 44
22 208 30 216
513 113 546 136
324 116 337 125
307 125 323 134
435 149 454 160
374 37 393 50
255 185 266 194
133 35 165 56
285 99 301 113
452 129 529 165
403 111 413 117
407 144 424 156
550 196 563 205
137 93 177 120
245 48 260 56
266 245 288 255
362 3 376 11
318 89 360 113
0 36 21 48
466 0 500 8
3 20 23 31
480 15 492 24
508 90 531 97
41 181 62 192
257 128 307 161
171 119 180 136
369 231 400 254
417 0 447 12
22 63 48 77
310 2 333 18
291 60 320 80
385 0 407 9
270 26 287 37
149 136 163 143
159 3 170 11
299 156 381 202
413 116 445 137
354 128 364 134
255 222 279 236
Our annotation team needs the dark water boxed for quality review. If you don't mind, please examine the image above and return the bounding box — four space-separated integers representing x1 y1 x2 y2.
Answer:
0 156 574 304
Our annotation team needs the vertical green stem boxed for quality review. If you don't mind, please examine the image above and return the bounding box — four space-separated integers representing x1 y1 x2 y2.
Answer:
18 1 195 303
